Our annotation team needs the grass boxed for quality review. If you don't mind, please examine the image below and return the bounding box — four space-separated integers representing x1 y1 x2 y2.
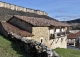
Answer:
54 48 80 57
1 34 80 57
0 35 31 57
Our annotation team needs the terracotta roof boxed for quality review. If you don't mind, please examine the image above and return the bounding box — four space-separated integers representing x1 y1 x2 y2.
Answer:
75 32 80 37
1 22 33 37
11 15 70 27
67 31 80 39
67 33 76 39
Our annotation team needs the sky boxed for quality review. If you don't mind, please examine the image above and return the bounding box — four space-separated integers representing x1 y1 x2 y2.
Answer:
0 0 80 21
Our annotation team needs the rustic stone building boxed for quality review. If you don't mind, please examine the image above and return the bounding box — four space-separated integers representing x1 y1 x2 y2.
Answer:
67 31 80 48
0 15 70 49
67 33 76 46
0 21 33 38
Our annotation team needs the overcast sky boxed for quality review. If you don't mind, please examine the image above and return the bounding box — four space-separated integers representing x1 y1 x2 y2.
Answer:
0 0 80 21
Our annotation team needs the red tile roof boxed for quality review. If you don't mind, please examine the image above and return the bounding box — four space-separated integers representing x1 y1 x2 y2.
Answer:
11 15 70 27
67 31 80 39
1 22 33 37
67 33 76 39
75 32 80 37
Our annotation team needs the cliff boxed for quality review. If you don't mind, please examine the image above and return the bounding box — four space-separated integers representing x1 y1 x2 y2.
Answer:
0 1 48 16
0 1 57 21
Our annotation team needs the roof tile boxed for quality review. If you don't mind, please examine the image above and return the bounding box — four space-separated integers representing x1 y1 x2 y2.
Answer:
13 15 70 27
1 22 33 37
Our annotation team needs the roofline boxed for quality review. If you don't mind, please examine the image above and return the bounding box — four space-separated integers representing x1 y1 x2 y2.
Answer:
8 15 71 27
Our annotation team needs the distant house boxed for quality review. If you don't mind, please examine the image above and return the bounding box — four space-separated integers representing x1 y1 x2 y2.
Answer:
67 33 76 46
67 31 80 47
0 15 70 49
75 32 80 48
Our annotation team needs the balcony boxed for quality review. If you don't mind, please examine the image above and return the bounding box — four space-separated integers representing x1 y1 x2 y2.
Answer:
50 34 55 39
61 32 65 36
57 33 61 36
50 31 68 39
66 31 70 35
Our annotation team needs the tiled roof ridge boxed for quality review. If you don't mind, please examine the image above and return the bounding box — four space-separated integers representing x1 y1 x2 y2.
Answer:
13 15 70 27
67 31 80 39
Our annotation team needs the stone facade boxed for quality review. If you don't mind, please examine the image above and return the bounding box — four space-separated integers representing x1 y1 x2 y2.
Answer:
32 27 50 47
32 27 67 49
0 1 48 16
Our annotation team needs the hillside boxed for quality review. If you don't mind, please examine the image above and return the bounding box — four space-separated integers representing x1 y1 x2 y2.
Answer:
0 35 31 57
0 7 57 21
67 19 80 23
63 19 80 30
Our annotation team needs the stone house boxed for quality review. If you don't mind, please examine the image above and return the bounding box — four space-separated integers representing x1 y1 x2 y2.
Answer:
0 21 33 38
67 33 76 46
67 31 80 47
75 32 80 48
0 15 70 49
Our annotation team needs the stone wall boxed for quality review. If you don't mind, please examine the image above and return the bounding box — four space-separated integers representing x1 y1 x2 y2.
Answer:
32 27 50 47
9 33 60 57
0 1 48 16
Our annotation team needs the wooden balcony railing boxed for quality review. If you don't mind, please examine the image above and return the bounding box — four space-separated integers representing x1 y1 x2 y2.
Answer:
61 32 65 36
50 31 69 39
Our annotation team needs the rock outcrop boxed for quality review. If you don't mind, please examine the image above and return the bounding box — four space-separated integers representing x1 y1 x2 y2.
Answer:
0 1 48 16
9 34 60 57
21 38 60 57
0 7 57 21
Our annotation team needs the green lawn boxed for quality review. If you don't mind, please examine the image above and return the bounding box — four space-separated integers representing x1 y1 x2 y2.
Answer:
0 35 31 57
54 48 80 57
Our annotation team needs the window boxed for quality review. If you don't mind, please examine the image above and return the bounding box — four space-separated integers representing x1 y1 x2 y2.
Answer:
61 28 66 36
50 29 54 34
61 28 65 32
56 29 60 33
55 28 61 37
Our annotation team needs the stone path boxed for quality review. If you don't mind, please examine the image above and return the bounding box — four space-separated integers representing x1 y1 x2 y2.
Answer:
67 46 80 50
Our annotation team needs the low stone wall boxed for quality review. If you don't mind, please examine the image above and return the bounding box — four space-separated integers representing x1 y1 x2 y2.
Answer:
9 34 60 57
